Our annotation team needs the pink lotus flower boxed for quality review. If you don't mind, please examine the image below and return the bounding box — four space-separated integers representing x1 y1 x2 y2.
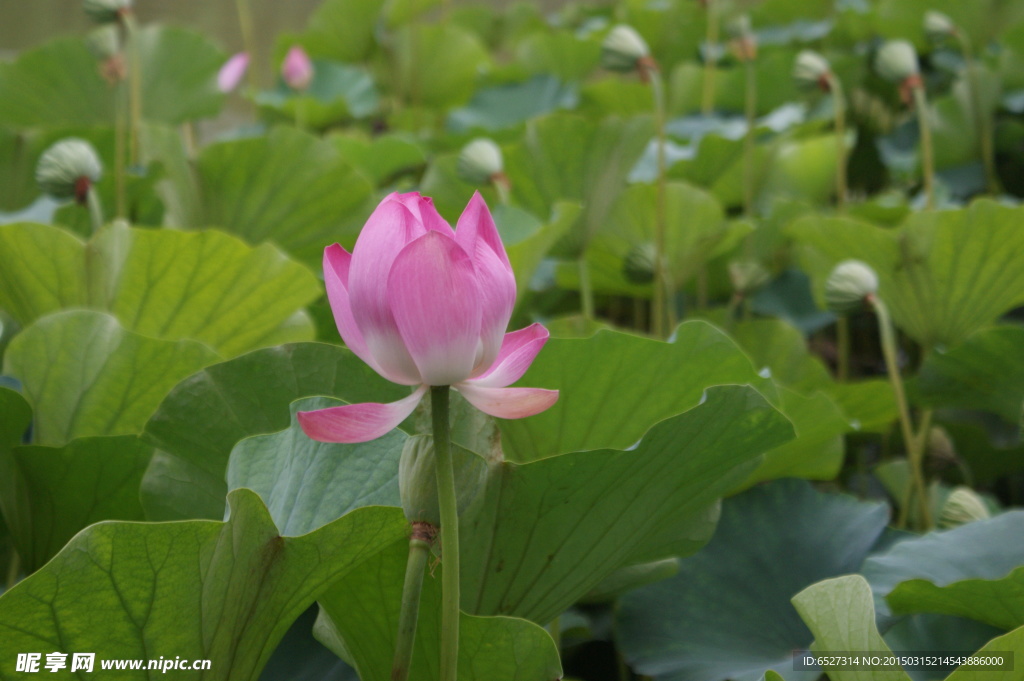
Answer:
298 192 559 444
282 46 314 91
217 52 249 93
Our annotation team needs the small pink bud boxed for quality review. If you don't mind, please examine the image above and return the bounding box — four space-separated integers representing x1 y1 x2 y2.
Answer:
217 52 249 93
282 46 314 91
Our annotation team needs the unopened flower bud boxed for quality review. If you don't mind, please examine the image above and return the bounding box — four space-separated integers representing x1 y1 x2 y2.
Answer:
399 435 487 526
457 138 504 185
794 50 832 91
927 426 956 463
601 25 652 73
825 260 878 314
218 52 250 93
36 138 103 204
924 10 957 43
623 242 657 284
939 486 990 528
83 0 131 23
729 260 771 294
87 25 121 61
282 46 314 91
874 40 920 84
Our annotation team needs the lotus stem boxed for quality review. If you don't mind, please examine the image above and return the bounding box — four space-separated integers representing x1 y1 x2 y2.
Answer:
826 73 848 211
121 12 143 166
957 32 1000 194
430 386 459 681
910 84 935 210
233 0 257 94
836 315 850 381
114 78 127 218
391 523 435 681
579 256 595 320
742 58 757 217
649 65 669 338
549 614 561 653
869 295 931 530
87 187 105 234
5 551 19 591
701 0 719 114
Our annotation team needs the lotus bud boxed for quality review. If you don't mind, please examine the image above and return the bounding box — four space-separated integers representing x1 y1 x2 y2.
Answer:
793 50 832 91
874 40 920 84
924 10 957 43
825 260 878 314
939 486 990 528
623 242 657 284
927 426 956 463
602 25 653 74
218 52 250 93
729 260 771 295
399 434 487 526
87 25 121 61
727 14 757 62
36 138 103 205
457 138 504 185
83 0 131 23
282 46 314 91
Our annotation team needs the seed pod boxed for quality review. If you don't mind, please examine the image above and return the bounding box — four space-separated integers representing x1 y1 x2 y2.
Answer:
457 138 504 185
623 242 657 284
793 50 832 91
399 435 487 526
924 10 957 43
825 260 878 314
83 0 131 23
601 25 651 73
874 40 920 84
939 486 990 528
36 138 103 204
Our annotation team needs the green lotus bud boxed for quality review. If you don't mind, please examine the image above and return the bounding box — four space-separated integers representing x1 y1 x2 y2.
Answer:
623 242 657 284
87 25 121 60
874 40 920 83
924 10 957 43
601 25 651 73
927 426 956 463
399 434 487 526
939 486 990 528
83 0 131 23
36 138 103 204
728 260 771 294
825 260 878 314
793 50 832 91
457 138 504 185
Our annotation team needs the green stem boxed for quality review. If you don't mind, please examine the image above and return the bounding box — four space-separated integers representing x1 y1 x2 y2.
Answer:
114 78 127 219
5 551 19 592
911 85 935 210
742 58 757 217
870 296 931 530
912 409 934 530
430 386 459 681
121 13 143 166
578 255 595 320
87 187 105 234
492 175 510 206
827 73 849 212
836 315 850 381
549 614 561 653
958 33 1000 195
234 0 257 94
701 0 719 115
391 524 435 681
649 66 669 338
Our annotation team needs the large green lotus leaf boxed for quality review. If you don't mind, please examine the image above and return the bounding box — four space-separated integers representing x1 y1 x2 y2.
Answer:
391 24 490 109
728 319 832 393
871 0 1024 48
0 221 321 357
790 200 1024 348
792 575 911 681
289 0 386 62
503 112 653 254
944 626 1024 681
462 386 793 624
226 397 405 536
142 343 406 521
514 30 601 83
668 52 803 116
261 606 360 681
3 311 217 446
0 488 407 681
823 380 899 435
862 511 1024 619
883 613 1004 681
585 181 728 292
0 388 32 576
503 201 579 306
317 539 562 681
0 128 49 212
256 60 380 130
140 122 202 227
887 565 1024 631
616 479 889 681
448 75 578 132
7 434 150 571
915 326 1024 424
497 322 772 462
195 126 374 265
620 0 705 71
330 132 426 187
0 28 225 129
